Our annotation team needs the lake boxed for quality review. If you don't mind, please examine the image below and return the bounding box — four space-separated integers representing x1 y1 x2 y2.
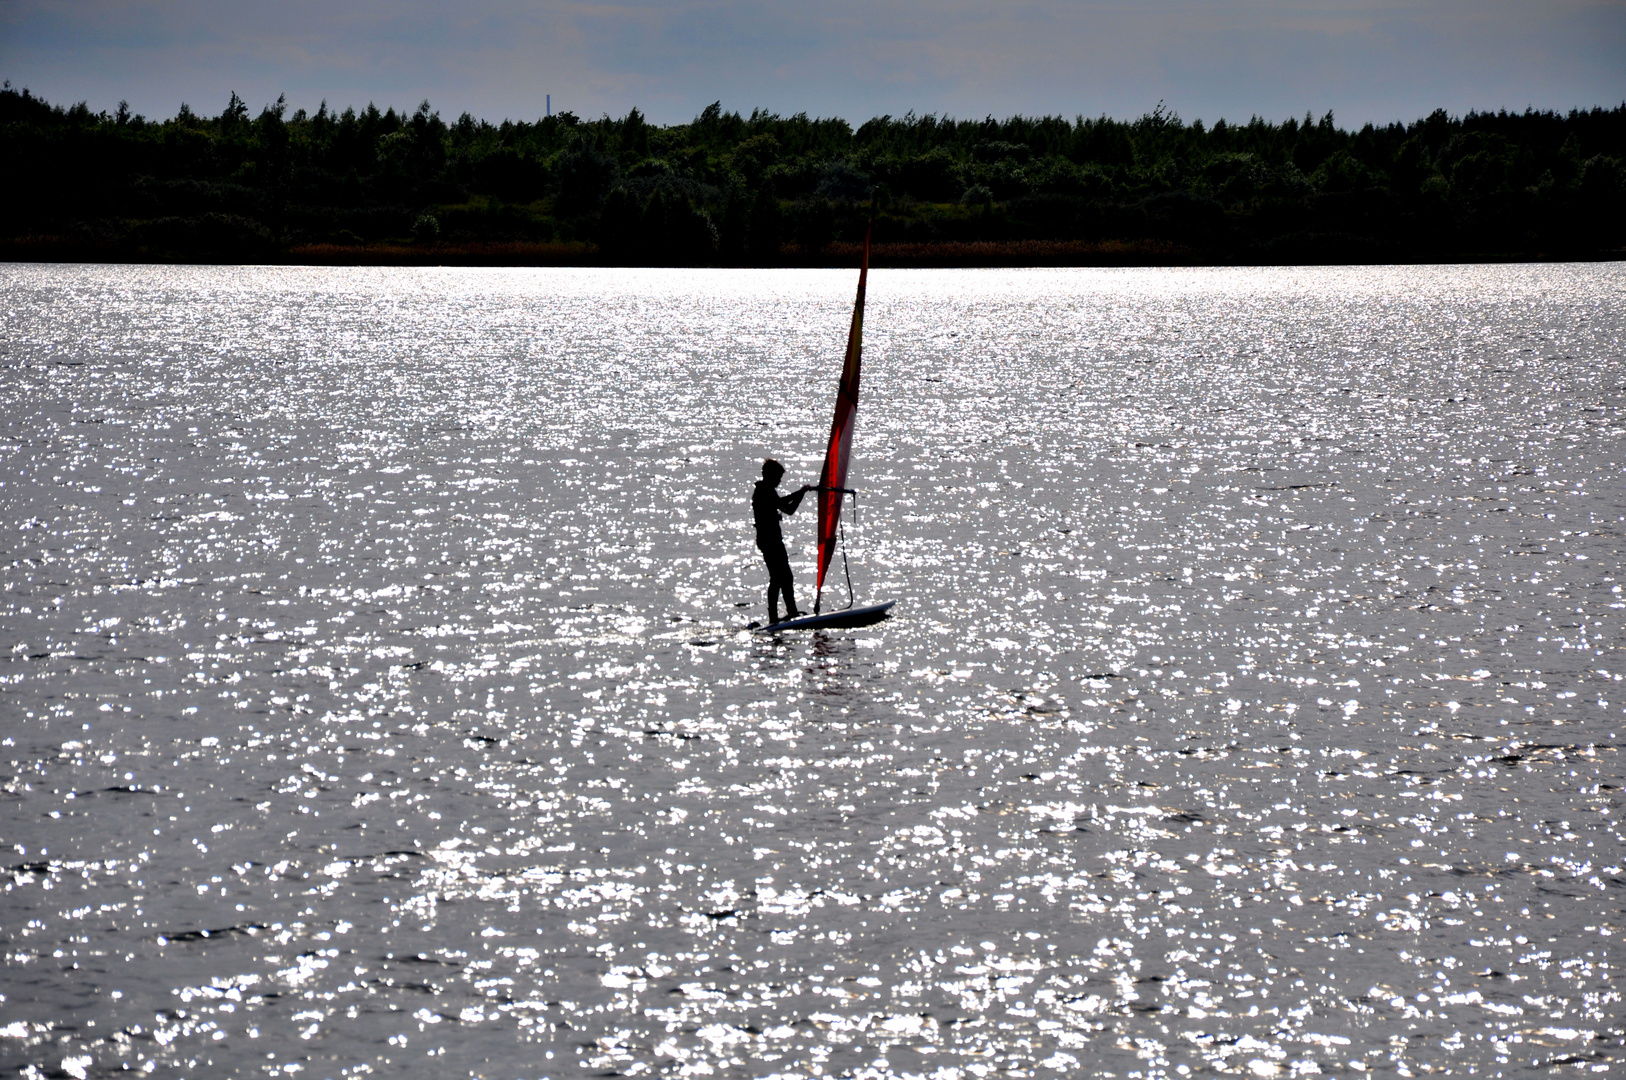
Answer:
1 262 1621 1078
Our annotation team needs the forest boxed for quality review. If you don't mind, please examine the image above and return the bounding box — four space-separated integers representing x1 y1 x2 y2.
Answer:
2 83 1623 266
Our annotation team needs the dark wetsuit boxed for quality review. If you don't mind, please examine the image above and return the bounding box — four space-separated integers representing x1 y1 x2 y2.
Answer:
753 480 807 621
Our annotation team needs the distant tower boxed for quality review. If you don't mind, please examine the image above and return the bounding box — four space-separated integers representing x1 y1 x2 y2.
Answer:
547 94 551 118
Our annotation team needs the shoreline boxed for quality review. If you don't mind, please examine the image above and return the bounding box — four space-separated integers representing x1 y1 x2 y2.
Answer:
3 237 1622 269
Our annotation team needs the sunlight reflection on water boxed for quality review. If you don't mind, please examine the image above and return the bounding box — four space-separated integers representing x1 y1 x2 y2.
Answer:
1 262 1622 1078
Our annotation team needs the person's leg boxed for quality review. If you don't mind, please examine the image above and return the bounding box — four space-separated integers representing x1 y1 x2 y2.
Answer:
760 542 783 623
779 571 801 619
764 542 798 621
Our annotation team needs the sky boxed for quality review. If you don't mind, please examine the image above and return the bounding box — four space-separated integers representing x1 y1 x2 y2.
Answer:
2 0 1624 128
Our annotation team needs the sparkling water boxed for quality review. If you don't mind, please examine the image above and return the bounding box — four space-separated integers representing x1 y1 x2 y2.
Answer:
1 262 1621 1077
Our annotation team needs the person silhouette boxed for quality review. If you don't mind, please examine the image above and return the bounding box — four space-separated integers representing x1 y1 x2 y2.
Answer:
752 458 812 624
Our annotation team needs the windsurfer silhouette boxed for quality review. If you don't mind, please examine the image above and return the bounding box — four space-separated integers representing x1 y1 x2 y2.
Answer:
752 459 812 624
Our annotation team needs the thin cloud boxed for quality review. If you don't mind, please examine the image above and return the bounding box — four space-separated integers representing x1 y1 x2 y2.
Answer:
2 0 1622 124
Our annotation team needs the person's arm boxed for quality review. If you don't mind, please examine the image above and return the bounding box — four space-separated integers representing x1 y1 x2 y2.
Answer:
780 484 812 514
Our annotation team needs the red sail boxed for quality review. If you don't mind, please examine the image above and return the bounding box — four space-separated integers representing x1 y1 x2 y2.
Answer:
815 225 871 602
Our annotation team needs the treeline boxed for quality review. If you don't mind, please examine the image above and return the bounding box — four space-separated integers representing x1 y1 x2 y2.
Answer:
2 83 1624 265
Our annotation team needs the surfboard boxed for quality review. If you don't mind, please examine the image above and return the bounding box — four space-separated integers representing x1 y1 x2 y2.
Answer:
757 601 896 633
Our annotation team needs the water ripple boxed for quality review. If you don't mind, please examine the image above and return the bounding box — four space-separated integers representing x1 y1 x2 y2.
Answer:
1 263 1621 1077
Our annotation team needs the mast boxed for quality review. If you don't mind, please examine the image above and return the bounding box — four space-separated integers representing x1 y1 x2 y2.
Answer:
813 224 872 614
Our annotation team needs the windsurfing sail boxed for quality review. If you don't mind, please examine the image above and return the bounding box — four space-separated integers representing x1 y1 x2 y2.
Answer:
813 224 872 612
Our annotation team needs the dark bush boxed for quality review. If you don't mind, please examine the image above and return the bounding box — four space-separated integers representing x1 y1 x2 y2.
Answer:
139 213 274 260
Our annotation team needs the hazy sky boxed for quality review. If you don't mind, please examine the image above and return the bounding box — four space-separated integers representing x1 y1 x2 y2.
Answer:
3 0 1623 127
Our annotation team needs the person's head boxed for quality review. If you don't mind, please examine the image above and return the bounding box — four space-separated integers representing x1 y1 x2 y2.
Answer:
761 458 785 486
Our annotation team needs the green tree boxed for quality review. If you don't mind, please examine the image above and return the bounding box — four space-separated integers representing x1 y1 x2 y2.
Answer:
747 181 783 259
